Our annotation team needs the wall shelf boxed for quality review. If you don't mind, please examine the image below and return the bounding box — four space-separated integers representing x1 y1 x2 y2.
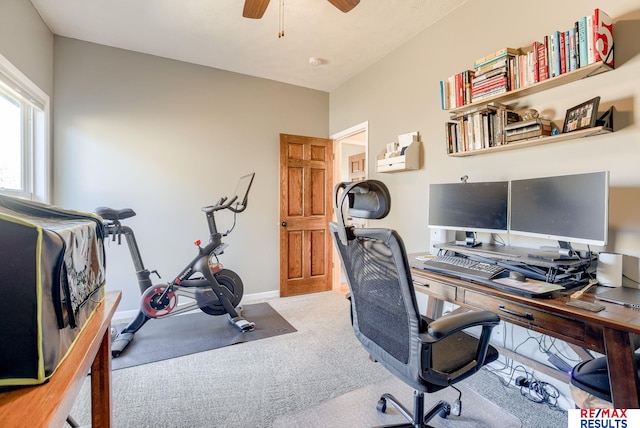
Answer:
448 125 612 157
376 139 421 173
445 60 614 157
449 61 612 114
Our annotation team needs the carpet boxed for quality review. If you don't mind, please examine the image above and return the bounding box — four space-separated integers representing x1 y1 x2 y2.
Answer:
111 302 296 370
273 375 522 428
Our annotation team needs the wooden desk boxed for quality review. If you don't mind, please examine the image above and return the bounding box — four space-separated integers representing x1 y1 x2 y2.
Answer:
0 291 121 428
411 266 640 408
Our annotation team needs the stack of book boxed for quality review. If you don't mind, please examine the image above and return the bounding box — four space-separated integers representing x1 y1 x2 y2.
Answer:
504 118 553 143
445 102 520 153
471 48 519 103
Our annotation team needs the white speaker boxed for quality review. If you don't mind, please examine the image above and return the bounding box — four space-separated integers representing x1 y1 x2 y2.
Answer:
430 229 454 255
597 252 623 287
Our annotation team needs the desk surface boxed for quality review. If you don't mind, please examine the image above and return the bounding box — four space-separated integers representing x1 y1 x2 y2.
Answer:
410 256 640 408
0 291 121 428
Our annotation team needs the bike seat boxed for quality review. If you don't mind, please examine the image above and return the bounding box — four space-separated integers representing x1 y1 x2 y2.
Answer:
95 206 136 221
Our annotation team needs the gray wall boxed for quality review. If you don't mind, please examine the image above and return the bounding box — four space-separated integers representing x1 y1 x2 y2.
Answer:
330 0 640 282
4 0 640 312
0 0 53 96
53 38 329 311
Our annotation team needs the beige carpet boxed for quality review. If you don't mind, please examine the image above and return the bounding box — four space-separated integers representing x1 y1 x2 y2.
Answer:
273 375 521 428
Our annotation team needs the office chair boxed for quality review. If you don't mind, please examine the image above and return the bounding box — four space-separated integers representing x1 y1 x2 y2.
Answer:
330 180 500 427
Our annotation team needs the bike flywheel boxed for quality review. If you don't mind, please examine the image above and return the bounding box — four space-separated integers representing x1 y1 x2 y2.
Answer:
141 285 177 318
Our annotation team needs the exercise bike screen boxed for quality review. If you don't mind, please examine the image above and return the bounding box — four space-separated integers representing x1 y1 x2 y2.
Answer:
233 173 255 210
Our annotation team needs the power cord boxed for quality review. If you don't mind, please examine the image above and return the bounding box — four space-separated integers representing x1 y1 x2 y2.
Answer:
515 376 560 407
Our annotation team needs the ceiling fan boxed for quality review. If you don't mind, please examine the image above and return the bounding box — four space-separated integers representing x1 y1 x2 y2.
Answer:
242 0 360 19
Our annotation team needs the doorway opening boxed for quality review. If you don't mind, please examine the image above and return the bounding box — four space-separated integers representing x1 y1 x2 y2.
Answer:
330 121 369 294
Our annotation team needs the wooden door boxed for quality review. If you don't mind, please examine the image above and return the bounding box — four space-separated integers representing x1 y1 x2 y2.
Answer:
279 134 333 296
348 152 366 182
347 152 367 228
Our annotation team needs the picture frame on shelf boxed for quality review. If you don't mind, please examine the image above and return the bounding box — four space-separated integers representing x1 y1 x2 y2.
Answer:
563 96 600 133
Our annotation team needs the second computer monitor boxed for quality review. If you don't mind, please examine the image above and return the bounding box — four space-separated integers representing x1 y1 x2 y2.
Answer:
428 181 509 234
510 171 609 247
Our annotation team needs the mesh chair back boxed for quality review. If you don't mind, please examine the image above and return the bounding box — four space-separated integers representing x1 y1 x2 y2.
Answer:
331 224 423 370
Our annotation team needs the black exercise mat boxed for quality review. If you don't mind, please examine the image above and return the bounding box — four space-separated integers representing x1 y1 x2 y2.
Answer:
111 302 296 370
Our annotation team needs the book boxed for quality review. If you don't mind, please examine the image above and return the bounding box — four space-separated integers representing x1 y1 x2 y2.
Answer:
471 86 508 103
505 128 552 143
593 8 614 67
550 31 561 77
455 72 464 108
463 70 474 105
504 118 552 132
561 30 568 74
587 14 595 65
439 80 450 110
445 122 456 153
568 27 577 71
537 39 549 81
472 75 508 93
472 67 507 84
577 16 588 67
505 120 552 141
448 75 456 109
474 47 521 67
531 42 540 83
474 57 509 75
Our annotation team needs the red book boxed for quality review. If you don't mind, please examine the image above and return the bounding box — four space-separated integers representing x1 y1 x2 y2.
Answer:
471 76 508 94
538 39 549 81
455 72 464 107
593 8 614 67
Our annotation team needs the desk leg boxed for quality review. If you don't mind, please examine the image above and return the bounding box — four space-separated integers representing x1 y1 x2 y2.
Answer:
603 327 639 408
90 327 112 427
426 297 444 319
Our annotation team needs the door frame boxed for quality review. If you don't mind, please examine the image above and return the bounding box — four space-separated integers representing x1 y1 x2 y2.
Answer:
330 121 369 292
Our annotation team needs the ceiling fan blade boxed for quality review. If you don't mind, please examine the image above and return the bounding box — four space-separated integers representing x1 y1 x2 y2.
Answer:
327 0 360 13
243 0 270 19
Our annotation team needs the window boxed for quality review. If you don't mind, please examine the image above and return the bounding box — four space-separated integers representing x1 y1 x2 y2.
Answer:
0 53 50 202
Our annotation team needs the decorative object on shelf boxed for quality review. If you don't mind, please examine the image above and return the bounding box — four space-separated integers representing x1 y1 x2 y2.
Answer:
521 109 539 121
376 131 421 173
596 106 614 131
563 96 600 133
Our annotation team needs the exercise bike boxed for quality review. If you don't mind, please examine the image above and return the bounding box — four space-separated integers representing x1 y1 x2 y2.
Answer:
96 173 256 357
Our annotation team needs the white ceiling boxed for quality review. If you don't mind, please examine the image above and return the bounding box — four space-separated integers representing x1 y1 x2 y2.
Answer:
30 0 468 92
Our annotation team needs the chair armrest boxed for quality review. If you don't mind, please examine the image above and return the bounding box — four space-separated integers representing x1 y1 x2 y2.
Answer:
427 311 500 340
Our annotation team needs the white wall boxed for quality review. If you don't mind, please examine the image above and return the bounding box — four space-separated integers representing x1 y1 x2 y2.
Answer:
53 38 329 311
330 0 640 276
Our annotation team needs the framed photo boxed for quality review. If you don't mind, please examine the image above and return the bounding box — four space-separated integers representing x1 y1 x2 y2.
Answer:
563 96 600 133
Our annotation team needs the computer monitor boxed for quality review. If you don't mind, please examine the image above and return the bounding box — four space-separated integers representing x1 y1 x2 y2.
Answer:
428 181 509 245
509 171 609 248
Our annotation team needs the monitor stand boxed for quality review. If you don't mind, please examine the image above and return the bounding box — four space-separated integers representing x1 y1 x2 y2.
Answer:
454 231 481 248
528 241 578 261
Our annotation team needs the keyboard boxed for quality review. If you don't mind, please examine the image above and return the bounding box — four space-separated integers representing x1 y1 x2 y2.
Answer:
422 255 505 281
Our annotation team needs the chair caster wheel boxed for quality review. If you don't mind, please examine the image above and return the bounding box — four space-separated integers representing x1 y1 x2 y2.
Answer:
451 399 461 416
440 403 451 419
376 397 387 413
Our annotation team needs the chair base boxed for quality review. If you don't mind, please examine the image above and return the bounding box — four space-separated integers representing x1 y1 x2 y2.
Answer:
374 391 451 428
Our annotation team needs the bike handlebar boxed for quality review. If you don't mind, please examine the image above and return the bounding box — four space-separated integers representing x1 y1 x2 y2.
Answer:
202 195 238 214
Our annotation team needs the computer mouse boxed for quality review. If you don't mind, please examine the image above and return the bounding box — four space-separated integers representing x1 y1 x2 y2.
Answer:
509 271 526 282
